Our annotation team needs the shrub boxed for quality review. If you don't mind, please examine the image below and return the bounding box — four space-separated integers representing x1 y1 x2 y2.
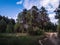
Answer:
36 29 44 35
28 27 44 35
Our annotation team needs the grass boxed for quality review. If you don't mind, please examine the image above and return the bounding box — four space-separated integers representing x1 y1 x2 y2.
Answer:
0 33 44 45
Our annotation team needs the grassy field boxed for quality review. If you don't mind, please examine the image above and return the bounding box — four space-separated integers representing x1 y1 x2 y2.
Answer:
0 33 44 45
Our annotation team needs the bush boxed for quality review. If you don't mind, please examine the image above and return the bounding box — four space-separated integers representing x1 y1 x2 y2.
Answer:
28 28 44 35
36 29 44 35
28 30 36 35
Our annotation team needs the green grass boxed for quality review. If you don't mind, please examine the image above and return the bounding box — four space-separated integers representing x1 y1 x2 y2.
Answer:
0 33 44 45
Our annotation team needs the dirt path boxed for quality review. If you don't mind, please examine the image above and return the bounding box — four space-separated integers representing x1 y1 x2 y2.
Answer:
39 32 58 45
48 33 58 45
45 32 58 45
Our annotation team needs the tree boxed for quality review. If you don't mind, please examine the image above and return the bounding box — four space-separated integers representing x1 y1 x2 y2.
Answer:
0 19 7 33
14 23 21 33
39 6 50 31
17 9 28 32
55 4 60 38
17 12 23 23
17 6 52 34
32 6 38 10
6 22 14 33
17 9 27 23
0 15 16 33
2 16 10 24
45 22 57 32
0 15 2 20
10 18 15 25
2 16 15 25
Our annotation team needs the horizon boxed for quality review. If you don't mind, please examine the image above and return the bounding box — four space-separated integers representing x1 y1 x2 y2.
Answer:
0 0 59 24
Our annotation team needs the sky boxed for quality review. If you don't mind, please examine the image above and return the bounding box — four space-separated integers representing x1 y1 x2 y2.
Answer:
0 0 59 24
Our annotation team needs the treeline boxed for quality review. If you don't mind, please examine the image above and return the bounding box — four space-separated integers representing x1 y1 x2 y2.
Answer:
55 4 60 38
0 15 15 33
0 6 57 34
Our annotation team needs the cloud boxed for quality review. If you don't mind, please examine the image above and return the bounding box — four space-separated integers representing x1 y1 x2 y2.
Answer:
49 13 58 24
16 0 23 4
16 0 59 11
40 0 50 7
16 0 59 23
8 16 17 22
23 0 41 9
46 0 59 12
23 0 59 10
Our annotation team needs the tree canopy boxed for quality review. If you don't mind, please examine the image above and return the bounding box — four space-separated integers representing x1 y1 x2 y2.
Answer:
17 6 57 33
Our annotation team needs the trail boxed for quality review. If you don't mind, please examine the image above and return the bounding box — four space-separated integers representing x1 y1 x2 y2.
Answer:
39 32 58 45
48 32 58 45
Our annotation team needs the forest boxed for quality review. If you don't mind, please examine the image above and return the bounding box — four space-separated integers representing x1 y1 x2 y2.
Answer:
0 6 58 34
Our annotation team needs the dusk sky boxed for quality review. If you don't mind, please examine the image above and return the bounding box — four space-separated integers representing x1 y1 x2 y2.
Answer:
0 0 59 24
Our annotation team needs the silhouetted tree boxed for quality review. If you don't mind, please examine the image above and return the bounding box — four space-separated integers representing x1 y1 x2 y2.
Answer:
10 18 15 25
0 15 2 20
39 6 50 30
55 3 60 38
0 19 7 33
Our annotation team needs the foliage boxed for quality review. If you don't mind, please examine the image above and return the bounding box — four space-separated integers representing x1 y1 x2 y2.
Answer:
28 26 44 35
14 23 21 33
44 22 57 32
6 22 14 33
17 6 56 33
0 19 7 33
0 6 57 33
10 18 15 25
0 15 15 33
55 4 60 37
0 15 2 20
36 29 44 35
